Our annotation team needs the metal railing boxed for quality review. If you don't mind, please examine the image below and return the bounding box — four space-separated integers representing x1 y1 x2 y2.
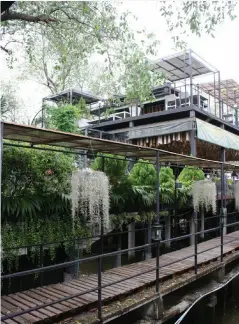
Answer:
1 212 239 322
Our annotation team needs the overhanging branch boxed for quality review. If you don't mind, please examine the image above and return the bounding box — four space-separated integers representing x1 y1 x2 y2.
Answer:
1 10 58 23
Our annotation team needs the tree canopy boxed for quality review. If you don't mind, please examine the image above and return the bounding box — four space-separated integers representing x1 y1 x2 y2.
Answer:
1 1 161 99
159 1 237 48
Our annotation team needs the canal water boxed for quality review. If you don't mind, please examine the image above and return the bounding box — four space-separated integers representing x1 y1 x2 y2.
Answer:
172 270 239 324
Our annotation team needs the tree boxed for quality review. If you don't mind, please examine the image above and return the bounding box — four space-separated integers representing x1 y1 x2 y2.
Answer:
159 1 237 47
130 160 156 186
1 1 161 98
178 166 205 185
159 167 175 205
0 81 24 122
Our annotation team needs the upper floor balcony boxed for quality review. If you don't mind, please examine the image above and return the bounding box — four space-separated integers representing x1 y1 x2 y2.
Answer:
89 50 239 128
43 50 239 130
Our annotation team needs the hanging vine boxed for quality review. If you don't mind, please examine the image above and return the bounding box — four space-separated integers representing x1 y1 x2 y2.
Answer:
71 168 110 231
192 180 217 214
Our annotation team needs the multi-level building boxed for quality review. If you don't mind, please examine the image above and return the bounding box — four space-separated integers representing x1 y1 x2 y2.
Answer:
44 49 239 163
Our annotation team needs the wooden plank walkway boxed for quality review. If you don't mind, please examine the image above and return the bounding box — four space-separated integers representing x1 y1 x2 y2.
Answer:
2 231 239 323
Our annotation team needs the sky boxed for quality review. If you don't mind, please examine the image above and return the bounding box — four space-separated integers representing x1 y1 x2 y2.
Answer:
1 1 239 121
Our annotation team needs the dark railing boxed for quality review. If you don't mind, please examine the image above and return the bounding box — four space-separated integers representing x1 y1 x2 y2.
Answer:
1 211 239 322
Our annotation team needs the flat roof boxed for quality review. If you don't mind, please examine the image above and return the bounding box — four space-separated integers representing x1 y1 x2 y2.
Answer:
150 49 217 82
200 79 239 109
2 121 239 170
44 88 103 104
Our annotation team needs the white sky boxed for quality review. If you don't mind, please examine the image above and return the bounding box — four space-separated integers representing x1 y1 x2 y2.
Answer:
1 1 239 120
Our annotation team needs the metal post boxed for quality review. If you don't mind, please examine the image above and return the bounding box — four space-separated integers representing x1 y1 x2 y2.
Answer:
70 88 73 105
136 98 138 116
156 151 160 223
156 241 160 293
147 221 152 259
116 233 121 267
0 122 3 231
208 91 211 113
194 212 198 274
220 162 224 262
97 257 102 323
197 83 200 109
174 167 177 215
41 99 45 128
40 244 44 286
235 107 239 127
213 72 216 116
226 80 229 116
189 49 193 107
218 71 222 119
190 130 196 156
101 157 105 260
156 151 160 293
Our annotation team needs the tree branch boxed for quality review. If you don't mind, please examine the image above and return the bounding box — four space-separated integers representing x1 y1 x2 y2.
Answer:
0 45 11 54
1 10 58 23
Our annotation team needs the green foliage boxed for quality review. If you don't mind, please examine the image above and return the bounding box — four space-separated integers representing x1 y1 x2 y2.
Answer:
130 163 176 206
122 52 164 103
177 166 205 209
159 1 237 47
159 167 175 205
130 160 156 186
111 211 169 229
91 154 132 213
2 144 74 222
1 2 161 96
46 101 88 133
1 218 89 273
0 81 25 123
178 166 205 185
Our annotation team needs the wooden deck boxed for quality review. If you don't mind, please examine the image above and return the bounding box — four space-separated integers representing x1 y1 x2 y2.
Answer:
2 231 239 324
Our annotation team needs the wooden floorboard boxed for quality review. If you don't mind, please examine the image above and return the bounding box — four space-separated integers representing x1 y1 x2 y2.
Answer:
2 231 239 323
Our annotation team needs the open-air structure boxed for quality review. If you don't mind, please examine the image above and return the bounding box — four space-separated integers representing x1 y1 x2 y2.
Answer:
44 49 239 163
1 120 239 323
2 51 239 324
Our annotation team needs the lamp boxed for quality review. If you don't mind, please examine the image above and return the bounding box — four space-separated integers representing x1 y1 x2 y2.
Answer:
152 223 162 241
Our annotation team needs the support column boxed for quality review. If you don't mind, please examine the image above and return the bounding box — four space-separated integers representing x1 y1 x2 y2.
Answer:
200 208 205 240
165 215 171 250
190 212 196 246
190 118 196 246
128 222 135 260
223 208 227 236
220 140 227 236
218 71 222 119
84 129 88 168
190 130 197 156
189 110 197 157
115 233 122 267
128 121 134 145
146 221 152 259
189 49 193 106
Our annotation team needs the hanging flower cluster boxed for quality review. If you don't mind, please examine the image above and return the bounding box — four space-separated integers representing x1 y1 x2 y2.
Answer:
71 168 110 230
235 181 239 211
192 180 217 214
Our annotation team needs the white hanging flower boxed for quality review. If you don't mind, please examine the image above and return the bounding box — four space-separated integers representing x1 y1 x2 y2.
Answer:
192 180 217 214
71 168 110 231
235 181 239 211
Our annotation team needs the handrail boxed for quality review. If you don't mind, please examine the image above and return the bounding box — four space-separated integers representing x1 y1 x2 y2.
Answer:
2 233 239 321
1 217 239 322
